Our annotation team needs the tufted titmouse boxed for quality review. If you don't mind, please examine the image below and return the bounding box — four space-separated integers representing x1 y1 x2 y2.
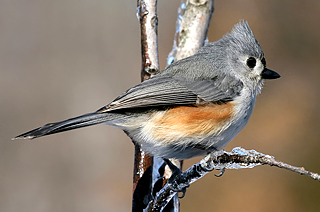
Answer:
14 20 280 160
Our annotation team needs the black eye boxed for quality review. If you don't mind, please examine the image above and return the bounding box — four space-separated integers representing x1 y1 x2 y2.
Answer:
261 58 266 67
246 57 256 69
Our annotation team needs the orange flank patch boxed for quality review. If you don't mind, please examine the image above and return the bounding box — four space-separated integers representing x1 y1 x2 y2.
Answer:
149 102 234 142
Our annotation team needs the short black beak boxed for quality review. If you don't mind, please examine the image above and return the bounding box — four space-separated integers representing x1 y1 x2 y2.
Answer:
261 68 281 79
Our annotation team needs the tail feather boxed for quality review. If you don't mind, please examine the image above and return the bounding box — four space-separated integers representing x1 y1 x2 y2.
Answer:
13 112 116 140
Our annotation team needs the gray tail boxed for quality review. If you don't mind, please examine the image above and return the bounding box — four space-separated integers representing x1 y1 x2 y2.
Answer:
13 112 116 140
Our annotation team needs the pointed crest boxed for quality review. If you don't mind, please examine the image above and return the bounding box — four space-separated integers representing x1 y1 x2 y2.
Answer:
224 20 264 59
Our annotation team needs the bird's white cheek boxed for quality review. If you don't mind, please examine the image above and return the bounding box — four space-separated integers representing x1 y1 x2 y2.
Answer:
249 65 264 81
255 65 263 75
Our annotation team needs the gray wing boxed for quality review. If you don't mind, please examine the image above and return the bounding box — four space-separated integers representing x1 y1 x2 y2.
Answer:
181 74 243 102
97 52 244 112
97 74 243 113
98 76 198 112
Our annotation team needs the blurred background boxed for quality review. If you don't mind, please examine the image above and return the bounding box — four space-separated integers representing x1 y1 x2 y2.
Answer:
1 0 320 211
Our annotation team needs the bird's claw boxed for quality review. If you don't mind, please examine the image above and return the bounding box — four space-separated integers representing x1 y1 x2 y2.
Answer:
214 167 225 177
167 180 189 198
163 158 189 198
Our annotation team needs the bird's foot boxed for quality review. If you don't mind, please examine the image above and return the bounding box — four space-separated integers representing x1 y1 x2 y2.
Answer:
163 158 189 198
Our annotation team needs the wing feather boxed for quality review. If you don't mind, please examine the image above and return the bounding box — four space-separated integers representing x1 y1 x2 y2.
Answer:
98 77 198 112
97 56 244 113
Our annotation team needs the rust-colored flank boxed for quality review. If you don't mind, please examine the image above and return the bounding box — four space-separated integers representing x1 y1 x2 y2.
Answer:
150 102 234 140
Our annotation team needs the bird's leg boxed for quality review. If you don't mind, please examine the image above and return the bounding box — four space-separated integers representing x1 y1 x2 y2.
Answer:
163 158 188 198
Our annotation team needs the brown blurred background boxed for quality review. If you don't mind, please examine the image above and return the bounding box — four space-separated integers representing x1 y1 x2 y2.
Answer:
1 0 320 211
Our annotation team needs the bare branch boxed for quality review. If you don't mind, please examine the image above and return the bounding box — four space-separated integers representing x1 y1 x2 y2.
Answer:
137 0 160 81
146 147 320 212
249 155 320 181
133 1 159 211
168 0 214 64
201 148 320 181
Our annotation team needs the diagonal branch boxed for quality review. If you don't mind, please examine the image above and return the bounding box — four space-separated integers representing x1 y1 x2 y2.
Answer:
146 147 320 212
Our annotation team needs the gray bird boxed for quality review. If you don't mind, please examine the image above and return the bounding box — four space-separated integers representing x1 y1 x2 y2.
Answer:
14 20 280 160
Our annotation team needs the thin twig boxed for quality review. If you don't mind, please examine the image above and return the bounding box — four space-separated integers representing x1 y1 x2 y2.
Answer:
256 156 320 181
